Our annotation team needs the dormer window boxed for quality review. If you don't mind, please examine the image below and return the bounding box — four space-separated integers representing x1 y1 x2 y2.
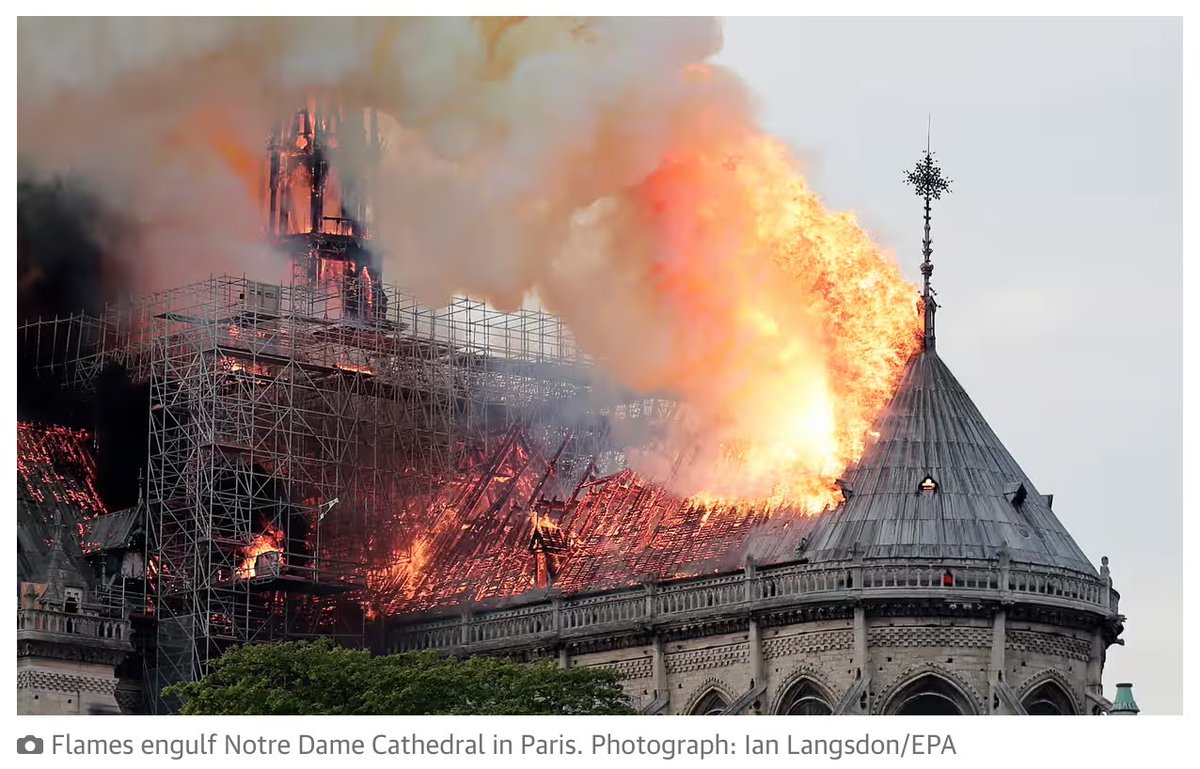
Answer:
919 475 938 493
1004 481 1028 507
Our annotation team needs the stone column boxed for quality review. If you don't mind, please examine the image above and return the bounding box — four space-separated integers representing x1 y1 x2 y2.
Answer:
1086 626 1105 701
859 602 868 667
1100 556 1112 612
989 607 1007 713
459 608 473 647
853 603 870 712
551 594 563 632
853 605 868 674
643 579 658 618
748 617 764 714
652 634 668 700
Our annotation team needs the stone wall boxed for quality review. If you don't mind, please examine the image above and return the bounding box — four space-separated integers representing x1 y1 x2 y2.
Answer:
664 631 753 715
1003 620 1092 714
16 657 122 715
761 621 855 714
572 643 657 712
557 614 1095 715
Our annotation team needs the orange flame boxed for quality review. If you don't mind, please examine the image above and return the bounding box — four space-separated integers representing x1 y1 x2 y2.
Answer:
335 361 375 375
219 356 270 377
632 133 921 511
236 525 285 579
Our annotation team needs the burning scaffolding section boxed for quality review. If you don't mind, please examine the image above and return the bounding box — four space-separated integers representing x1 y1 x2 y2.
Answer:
18 260 679 699
131 270 640 696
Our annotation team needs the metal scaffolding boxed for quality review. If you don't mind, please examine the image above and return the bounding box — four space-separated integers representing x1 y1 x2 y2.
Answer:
16 99 680 710
20 271 660 709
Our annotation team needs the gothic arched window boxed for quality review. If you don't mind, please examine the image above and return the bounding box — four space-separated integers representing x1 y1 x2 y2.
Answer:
777 679 833 715
1022 681 1077 716
883 673 977 715
690 690 730 715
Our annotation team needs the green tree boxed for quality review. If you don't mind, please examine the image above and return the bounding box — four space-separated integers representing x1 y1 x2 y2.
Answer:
163 639 636 715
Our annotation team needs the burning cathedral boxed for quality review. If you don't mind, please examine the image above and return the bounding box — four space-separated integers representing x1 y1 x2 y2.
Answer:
16 102 1130 716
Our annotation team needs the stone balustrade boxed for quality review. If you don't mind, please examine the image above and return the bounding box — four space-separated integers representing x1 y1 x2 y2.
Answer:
17 608 132 645
392 556 1119 653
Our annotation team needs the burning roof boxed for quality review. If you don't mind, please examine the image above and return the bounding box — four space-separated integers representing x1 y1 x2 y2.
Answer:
16 421 113 584
369 427 823 617
17 421 107 519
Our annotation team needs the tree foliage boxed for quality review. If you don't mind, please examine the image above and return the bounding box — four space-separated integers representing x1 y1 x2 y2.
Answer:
163 639 636 715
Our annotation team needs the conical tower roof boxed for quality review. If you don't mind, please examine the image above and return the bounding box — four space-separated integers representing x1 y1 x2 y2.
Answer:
802 347 1097 576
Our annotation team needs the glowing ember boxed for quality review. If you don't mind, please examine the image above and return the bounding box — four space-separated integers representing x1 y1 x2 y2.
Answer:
335 362 375 375
17 422 107 518
218 356 270 377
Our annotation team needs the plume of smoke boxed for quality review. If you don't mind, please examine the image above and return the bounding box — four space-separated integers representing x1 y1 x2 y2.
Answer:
18 18 920 505
18 18 737 300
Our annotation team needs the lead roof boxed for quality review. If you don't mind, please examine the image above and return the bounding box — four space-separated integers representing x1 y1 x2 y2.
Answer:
801 347 1097 576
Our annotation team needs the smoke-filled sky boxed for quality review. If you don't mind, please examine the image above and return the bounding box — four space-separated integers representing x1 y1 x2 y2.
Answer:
715 17 1181 713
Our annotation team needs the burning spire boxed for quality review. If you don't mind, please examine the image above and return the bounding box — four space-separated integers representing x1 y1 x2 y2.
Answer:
905 123 953 350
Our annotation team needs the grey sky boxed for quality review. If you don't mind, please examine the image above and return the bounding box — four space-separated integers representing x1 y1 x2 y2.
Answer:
717 17 1182 714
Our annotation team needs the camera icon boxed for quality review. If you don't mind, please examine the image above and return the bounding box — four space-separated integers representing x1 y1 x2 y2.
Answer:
16 735 43 755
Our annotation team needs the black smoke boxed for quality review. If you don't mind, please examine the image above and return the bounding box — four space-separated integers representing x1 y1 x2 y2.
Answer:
17 172 129 322
18 173 144 511
92 363 148 510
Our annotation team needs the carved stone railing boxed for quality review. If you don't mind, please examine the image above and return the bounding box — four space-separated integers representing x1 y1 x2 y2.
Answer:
17 608 132 645
561 590 646 631
391 557 1118 653
468 602 561 643
656 573 745 614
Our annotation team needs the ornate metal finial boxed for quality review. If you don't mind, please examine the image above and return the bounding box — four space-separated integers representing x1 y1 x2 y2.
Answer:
904 124 952 351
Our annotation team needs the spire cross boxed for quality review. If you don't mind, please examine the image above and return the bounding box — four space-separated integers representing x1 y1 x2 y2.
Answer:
904 134 952 350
